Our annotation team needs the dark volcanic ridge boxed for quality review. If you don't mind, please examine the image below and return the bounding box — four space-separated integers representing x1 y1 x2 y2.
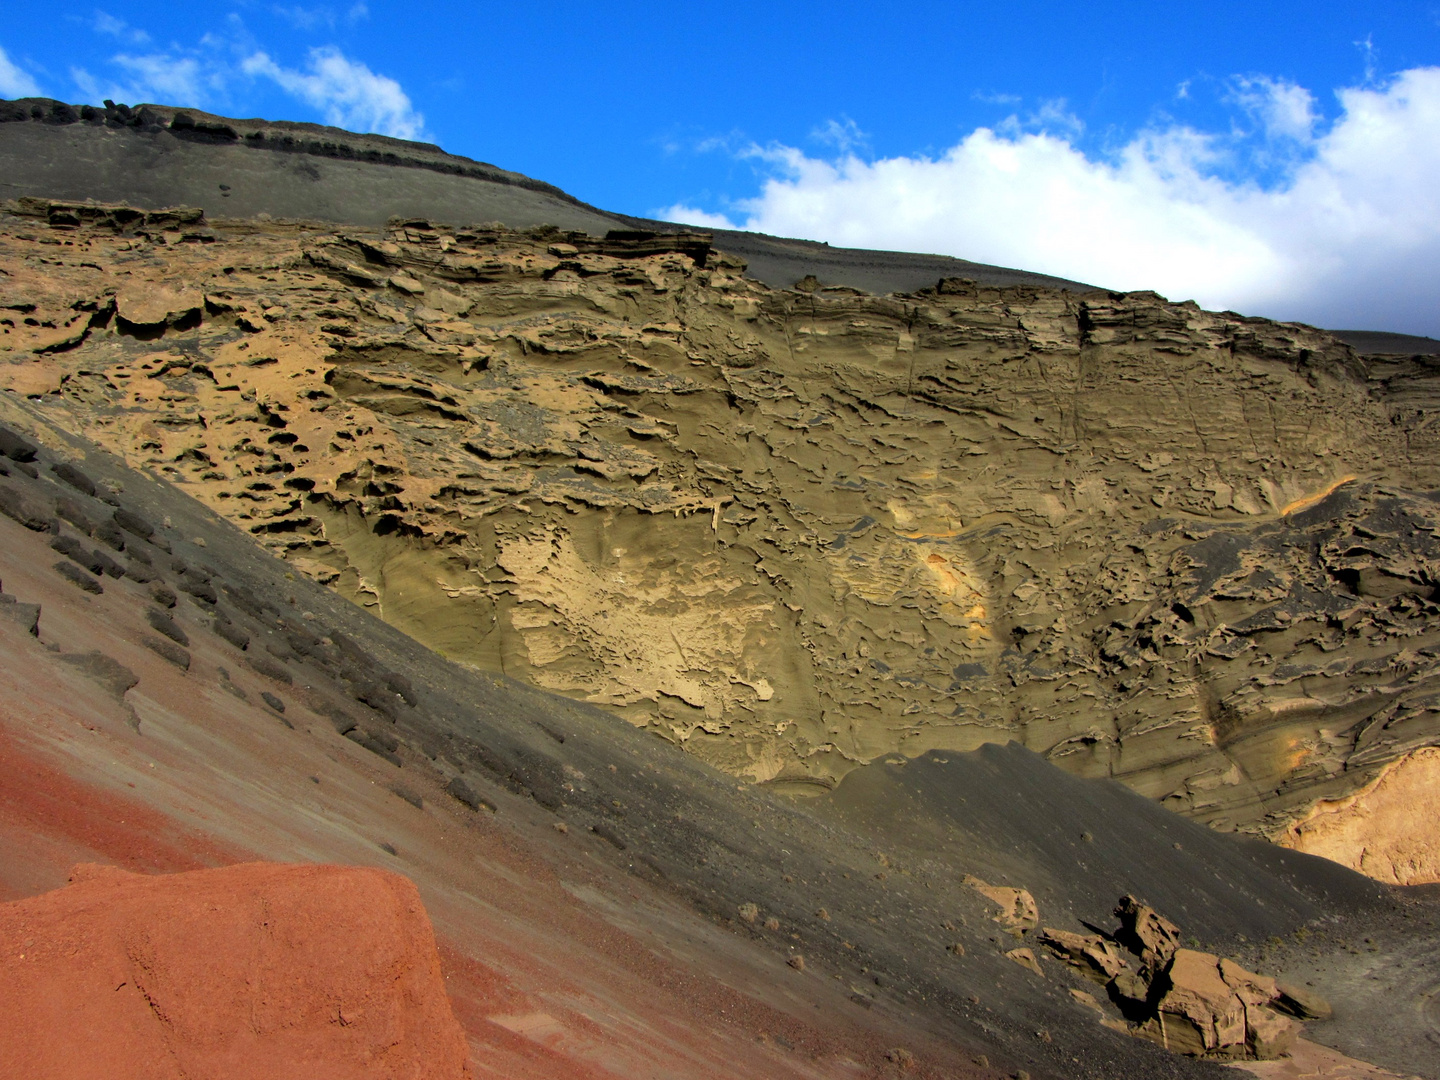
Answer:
1329 330 1440 357
0 95 1125 299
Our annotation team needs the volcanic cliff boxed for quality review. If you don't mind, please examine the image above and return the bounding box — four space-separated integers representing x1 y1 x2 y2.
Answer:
3 96 1440 1080
3 190 1439 869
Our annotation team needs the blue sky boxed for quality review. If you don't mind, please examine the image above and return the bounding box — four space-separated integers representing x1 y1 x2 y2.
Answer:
3 2 1440 334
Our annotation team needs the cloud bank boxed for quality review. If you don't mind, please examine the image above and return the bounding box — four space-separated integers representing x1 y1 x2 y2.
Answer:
242 47 426 141
62 16 426 144
662 69 1440 336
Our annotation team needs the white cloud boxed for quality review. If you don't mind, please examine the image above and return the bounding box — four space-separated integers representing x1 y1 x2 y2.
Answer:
662 67 1440 335
0 44 42 98
973 90 1022 107
1230 76 1318 141
812 117 868 155
93 11 151 45
242 46 426 140
71 52 216 107
270 4 369 30
116 54 206 101
998 98 1085 140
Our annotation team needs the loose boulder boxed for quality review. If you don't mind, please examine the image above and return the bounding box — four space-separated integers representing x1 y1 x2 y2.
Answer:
0 424 38 462
963 874 1038 931
1038 928 1129 983
1057 897 1310 1061
1113 895 1182 972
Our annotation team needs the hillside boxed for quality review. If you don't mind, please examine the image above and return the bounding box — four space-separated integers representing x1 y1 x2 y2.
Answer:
3 96 1440 1080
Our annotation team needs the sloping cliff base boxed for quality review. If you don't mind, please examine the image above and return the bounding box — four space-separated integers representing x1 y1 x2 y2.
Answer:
0 423 1437 1080
0 862 471 1080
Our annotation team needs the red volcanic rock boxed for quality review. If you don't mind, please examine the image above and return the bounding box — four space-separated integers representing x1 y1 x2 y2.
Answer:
0 861 472 1080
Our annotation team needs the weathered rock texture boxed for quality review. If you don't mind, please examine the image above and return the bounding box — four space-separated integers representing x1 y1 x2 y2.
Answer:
3 198 1439 847
0 861 472 1080
1042 897 1319 1062
1278 745 1440 884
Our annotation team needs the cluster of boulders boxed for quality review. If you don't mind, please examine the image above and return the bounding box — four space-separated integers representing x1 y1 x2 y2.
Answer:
1040 897 1329 1060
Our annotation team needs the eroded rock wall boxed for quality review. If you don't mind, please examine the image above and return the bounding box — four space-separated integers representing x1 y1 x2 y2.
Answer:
3 198 1438 839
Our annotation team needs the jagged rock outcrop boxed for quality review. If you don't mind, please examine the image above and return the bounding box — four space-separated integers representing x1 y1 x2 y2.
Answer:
1041 896 1320 1061
3 198 1439 850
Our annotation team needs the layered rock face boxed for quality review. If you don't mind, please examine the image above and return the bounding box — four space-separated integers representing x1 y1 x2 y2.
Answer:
3 198 1438 843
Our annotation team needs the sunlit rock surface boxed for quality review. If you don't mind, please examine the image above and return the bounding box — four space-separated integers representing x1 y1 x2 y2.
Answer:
3 197 1439 850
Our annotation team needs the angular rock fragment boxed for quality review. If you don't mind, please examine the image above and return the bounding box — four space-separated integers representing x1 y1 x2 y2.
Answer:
0 486 52 531
51 463 97 497
1113 895 1181 972
1081 897 1309 1062
115 287 203 333
0 425 38 462
1139 949 1249 1056
1107 970 1152 1019
142 634 190 669
1005 947 1044 977
444 775 494 812
145 608 189 646
53 561 102 593
1038 928 1129 983
964 875 1039 931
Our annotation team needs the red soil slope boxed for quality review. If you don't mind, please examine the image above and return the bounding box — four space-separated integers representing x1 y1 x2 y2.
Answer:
0 861 471 1080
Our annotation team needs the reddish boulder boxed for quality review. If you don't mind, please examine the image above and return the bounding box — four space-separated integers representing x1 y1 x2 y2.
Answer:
0 861 472 1080
1113 894 1182 972
1136 948 1300 1060
1038 927 1129 983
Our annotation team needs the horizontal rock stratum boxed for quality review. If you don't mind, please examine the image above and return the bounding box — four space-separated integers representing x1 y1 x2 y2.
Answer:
0 861 471 1080
3 198 1439 853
